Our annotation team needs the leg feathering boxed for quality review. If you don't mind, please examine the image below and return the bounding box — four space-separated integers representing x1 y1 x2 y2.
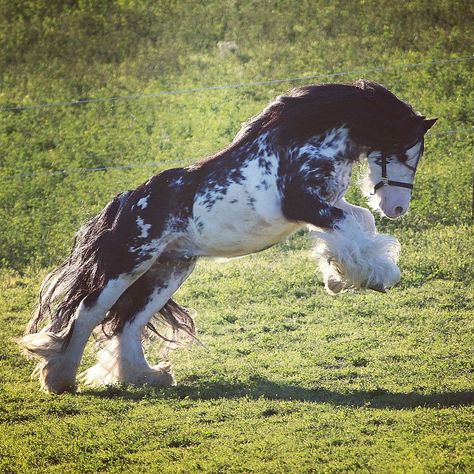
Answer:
312 215 401 294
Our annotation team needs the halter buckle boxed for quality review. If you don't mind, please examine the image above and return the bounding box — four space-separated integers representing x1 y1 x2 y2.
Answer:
381 177 389 185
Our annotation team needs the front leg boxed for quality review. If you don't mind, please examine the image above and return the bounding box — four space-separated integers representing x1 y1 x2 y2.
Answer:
282 187 401 294
335 197 376 234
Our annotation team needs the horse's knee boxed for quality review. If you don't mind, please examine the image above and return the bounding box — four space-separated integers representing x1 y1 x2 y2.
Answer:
336 199 376 234
358 206 376 233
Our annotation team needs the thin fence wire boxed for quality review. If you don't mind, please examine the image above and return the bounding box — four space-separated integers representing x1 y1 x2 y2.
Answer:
1 53 472 180
1 127 472 181
0 160 185 181
1 55 472 112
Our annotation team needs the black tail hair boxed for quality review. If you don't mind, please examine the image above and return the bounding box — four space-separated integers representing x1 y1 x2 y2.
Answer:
26 192 129 338
26 190 196 346
99 273 197 345
147 299 196 344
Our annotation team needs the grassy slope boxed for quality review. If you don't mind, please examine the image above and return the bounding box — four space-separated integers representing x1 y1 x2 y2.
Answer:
0 0 473 472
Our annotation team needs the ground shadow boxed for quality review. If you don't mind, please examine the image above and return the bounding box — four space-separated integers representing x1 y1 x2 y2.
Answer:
82 375 474 409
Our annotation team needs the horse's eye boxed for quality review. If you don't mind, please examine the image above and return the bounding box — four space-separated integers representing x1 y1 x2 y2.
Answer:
398 153 408 163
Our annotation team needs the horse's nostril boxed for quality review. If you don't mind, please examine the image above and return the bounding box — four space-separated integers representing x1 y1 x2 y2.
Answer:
395 206 404 216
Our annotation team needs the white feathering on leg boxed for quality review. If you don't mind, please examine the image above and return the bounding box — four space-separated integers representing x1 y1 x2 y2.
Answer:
79 333 175 388
311 215 401 294
20 330 79 393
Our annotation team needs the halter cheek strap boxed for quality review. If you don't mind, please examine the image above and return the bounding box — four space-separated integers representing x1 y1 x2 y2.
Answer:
372 154 414 194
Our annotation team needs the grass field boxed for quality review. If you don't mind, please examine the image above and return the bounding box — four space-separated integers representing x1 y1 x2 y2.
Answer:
0 1 473 472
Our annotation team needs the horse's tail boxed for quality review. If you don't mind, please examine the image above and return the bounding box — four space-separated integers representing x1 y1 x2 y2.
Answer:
97 296 197 354
148 299 197 349
25 191 129 344
99 279 197 349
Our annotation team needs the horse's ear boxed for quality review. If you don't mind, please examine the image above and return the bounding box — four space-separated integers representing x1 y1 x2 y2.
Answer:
423 117 438 132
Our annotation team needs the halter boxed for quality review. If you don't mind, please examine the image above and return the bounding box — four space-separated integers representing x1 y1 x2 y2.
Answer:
371 140 423 195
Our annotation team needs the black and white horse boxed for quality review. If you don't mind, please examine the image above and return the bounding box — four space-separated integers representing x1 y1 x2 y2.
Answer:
21 80 436 393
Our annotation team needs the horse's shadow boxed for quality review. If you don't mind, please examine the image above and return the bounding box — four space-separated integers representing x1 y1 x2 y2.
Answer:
82 375 474 409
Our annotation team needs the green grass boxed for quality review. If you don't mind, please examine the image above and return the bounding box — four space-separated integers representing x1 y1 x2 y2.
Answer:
0 0 473 472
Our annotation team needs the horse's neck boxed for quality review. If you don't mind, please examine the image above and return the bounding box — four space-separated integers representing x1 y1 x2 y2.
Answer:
221 127 358 176
286 127 358 166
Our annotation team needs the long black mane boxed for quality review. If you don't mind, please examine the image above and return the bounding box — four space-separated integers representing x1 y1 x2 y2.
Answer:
232 79 425 151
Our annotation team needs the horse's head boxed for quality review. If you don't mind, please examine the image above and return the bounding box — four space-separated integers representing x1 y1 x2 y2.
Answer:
363 116 437 219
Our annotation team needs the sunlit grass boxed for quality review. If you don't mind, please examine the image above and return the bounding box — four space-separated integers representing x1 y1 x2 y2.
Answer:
0 1 473 472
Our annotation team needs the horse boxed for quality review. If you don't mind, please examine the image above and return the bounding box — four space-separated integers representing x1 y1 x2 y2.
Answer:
20 79 437 393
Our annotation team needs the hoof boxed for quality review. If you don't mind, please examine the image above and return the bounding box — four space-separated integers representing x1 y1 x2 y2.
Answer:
33 359 78 394
80 361 175 388
21 333 78 394
326 275 349 294
324 260 352 295
144 363 176 387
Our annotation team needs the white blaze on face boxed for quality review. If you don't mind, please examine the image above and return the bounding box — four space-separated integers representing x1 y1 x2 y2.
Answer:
362 141 423 219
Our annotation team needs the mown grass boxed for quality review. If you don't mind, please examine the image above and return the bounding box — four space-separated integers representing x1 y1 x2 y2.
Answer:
0 1 473 472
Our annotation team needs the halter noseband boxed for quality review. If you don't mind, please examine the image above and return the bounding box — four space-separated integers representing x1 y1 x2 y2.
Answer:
372 153 414 193
371 141 423 195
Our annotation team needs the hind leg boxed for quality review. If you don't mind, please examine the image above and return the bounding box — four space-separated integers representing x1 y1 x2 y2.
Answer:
81 257 197 388
22 255 164 393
